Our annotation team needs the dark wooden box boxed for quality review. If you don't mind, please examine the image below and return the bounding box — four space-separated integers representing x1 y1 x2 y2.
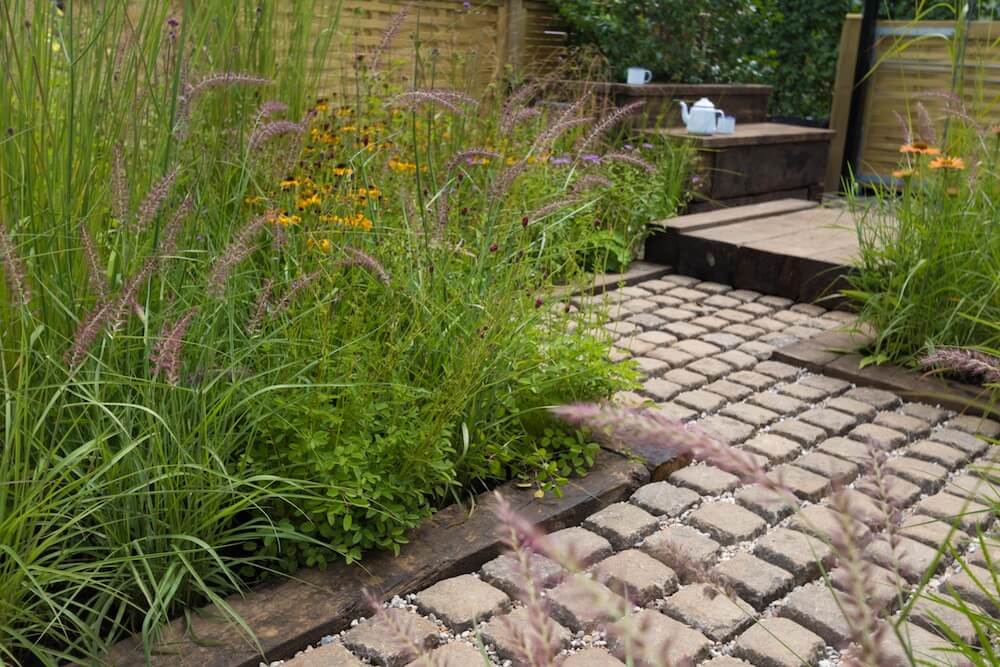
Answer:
657 123 834 212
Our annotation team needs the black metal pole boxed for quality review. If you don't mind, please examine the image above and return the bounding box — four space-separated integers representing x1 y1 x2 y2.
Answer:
840 0 880 185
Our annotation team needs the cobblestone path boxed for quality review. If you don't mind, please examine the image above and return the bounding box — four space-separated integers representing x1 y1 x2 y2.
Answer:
280 274 997 667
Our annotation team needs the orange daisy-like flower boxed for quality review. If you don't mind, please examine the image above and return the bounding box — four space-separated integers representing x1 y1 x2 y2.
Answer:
892 168 915 179
899 142 941 155
928 156 965 170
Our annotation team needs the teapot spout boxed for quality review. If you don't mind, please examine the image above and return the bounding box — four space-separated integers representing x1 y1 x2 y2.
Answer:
679 101 690 124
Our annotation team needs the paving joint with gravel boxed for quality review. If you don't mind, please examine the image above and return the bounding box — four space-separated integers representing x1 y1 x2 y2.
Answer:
274 273 998 667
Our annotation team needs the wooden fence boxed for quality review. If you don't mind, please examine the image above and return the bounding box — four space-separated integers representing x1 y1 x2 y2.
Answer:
828 15 1000 187
277 0 568 95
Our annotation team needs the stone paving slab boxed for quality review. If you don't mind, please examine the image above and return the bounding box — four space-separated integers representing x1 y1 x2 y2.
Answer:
279 273 997 667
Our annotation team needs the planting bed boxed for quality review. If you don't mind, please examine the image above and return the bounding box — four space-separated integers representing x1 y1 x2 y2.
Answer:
110 273 997 666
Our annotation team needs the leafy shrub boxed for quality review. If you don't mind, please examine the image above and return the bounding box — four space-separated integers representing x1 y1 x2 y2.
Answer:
548 1 1000 119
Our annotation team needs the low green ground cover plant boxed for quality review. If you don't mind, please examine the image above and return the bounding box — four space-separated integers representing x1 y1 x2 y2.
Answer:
0 1 693 663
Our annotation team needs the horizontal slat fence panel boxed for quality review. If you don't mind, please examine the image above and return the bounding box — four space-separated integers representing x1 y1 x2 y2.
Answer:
268 0 568 99
856 19 1000 183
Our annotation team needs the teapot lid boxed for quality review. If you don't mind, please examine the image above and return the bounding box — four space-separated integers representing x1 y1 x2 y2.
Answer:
692 97 715 108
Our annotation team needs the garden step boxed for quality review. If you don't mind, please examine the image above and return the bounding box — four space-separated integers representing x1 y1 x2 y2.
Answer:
646 202 865 304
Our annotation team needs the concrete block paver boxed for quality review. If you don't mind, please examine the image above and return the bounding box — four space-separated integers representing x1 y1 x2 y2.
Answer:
727 370 777 391
414 574 509 630
342 609 440 667
547 574 627 632
713 552 795 609
778 582 852 646
848 423 907 451
698 414 757 445
873 410 930 438
767 465 831 501
885 456 950 492
866 537 946 583
662 583 757 642
670 464 742 495
736 485 799 524
929 428 990 457
591 549 679 605
688 501 768 545
662 367 709 390
755 528 833 584
733 617 826 667
799 407 858 436
704 379 754 401
641 377 682 402
480 552 564 599
768 419 828 447
629 481 700 517
702 332 746 350
716 349 759 370
285 644 365 667
721 402 781 428
739 340 776 360
915 491 993 534
900 402 951 425
608 609 712 666
647 346 695 368
746 391 807 416
404 642 486 667
754 361 800 381
742 433 802 464
946 414 1000 439
480 606 571 662
792 451 860 485
798 374 850 395
907 439 970 470
640 525 721 577
545 527 614 568
825 396 877 421
776 382 829 403
688 357 734 381
675 389 727 413
560 648 625 666
583 502 660 550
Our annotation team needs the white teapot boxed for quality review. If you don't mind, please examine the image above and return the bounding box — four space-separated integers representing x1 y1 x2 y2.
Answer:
679 97 724 135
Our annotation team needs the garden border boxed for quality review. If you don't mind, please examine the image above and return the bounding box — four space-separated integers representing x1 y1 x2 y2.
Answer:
774 329 996 417
105 265 675 667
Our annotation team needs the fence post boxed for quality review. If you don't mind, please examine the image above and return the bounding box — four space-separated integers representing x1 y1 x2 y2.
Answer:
506 0 526 78
825 14 863 194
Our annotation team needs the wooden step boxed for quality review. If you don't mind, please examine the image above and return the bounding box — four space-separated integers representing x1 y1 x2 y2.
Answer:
646 201 865 304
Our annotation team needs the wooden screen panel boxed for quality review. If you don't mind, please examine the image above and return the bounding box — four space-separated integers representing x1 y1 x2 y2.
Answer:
857 20 1000 183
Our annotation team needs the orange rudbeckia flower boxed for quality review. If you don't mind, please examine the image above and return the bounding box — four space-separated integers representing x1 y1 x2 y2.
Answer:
928 156 965 171
899 142 941 155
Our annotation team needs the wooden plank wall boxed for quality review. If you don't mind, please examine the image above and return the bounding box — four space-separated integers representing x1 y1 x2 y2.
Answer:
830 18 1000 185
275 0 568 98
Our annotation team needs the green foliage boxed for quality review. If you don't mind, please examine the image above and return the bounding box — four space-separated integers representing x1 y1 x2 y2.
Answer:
548 0 773 85
845 119 1000 366
0 1 657 662
548 1 1000 118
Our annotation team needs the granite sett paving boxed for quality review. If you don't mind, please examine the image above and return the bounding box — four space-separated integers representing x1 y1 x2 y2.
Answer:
285 273 997 667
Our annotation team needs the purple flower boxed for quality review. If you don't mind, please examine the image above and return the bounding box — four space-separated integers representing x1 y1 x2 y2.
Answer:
642 142 654 149
581 153 602 163
550 156 571 166
624 143 634 151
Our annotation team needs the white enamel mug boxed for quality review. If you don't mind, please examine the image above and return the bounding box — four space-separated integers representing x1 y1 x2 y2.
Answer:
626 67 653 85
